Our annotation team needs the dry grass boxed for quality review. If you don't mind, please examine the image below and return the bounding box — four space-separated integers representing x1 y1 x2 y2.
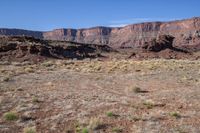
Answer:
88 117 103 130
23 127 36 133
112 127 123 133
39 59 200 74
24 67 34 73
143 102 155 109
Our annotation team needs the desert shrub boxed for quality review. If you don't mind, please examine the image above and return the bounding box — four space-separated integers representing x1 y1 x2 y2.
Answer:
24 67 34 73
3 112 18 121
132 86 142 93
143 102 154 109
81 128 89 133
106 111 114 117
23 127 36 133
32 97 40 103
112 127 123 132
42 61 54 67
88 117 103 130
94 65 101 71
169 112 181 118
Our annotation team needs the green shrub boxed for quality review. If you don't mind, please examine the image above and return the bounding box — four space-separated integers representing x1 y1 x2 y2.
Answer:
112 127 123 132
3 112 18 121
143 102 154 109
170 112 181 118
32 97 40 103
106 112 114 117
82 128 89 133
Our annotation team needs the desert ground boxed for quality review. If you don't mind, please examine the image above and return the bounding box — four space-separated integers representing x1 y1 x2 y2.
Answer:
0 59 200 133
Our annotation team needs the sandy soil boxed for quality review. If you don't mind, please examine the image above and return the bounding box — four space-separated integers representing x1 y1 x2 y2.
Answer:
0 59 200 133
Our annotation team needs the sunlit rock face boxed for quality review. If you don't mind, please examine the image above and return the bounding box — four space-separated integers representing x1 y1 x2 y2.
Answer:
0 17 200 49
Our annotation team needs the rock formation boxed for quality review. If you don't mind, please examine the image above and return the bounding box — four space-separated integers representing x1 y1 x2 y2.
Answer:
142 35 175 52
0 36 113 62
0 17 200 50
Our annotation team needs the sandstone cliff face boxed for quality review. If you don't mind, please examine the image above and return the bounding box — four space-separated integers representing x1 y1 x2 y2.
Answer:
42 17 200 49
0 17 200 49
43 27 112 44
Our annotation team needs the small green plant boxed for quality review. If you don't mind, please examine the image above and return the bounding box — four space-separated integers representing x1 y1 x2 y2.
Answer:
170 112 181 118
32 97 40 103
143 102 154 109
23 127 36 133
81 127 89 133
75 122 81 132
106 111 114 117
3 112 18 121
112 127 123 132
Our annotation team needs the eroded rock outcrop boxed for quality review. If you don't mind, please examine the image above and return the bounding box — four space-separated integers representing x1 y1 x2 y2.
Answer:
0 36 113 62
142 35 175 52
128 35 197 59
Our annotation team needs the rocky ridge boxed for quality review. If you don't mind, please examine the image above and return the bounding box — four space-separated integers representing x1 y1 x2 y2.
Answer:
0 17 200 49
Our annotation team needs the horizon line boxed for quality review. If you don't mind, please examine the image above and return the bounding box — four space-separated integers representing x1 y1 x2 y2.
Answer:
0 16 199 32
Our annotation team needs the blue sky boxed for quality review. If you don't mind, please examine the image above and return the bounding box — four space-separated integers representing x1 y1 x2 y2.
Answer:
0 0 199 31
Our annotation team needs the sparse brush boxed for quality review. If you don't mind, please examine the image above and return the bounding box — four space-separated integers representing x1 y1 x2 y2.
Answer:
88 117 103 130
24 67 34 73
132 116 141 122
133 87 142 93
94 65 101 71
169 112 181 118
106 111 114 117
143 102 154 109
128 86 147 94
81 127 89 133
112 127 123 133
3 112 18 121
23 127 36 133
32 97 40 103
42 61 54 67
75 122 82 132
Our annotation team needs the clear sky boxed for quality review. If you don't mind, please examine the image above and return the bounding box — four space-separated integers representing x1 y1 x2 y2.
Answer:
0 0 199 31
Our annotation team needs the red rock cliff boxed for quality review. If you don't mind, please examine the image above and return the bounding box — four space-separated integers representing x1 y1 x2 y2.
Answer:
0 17 200 49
